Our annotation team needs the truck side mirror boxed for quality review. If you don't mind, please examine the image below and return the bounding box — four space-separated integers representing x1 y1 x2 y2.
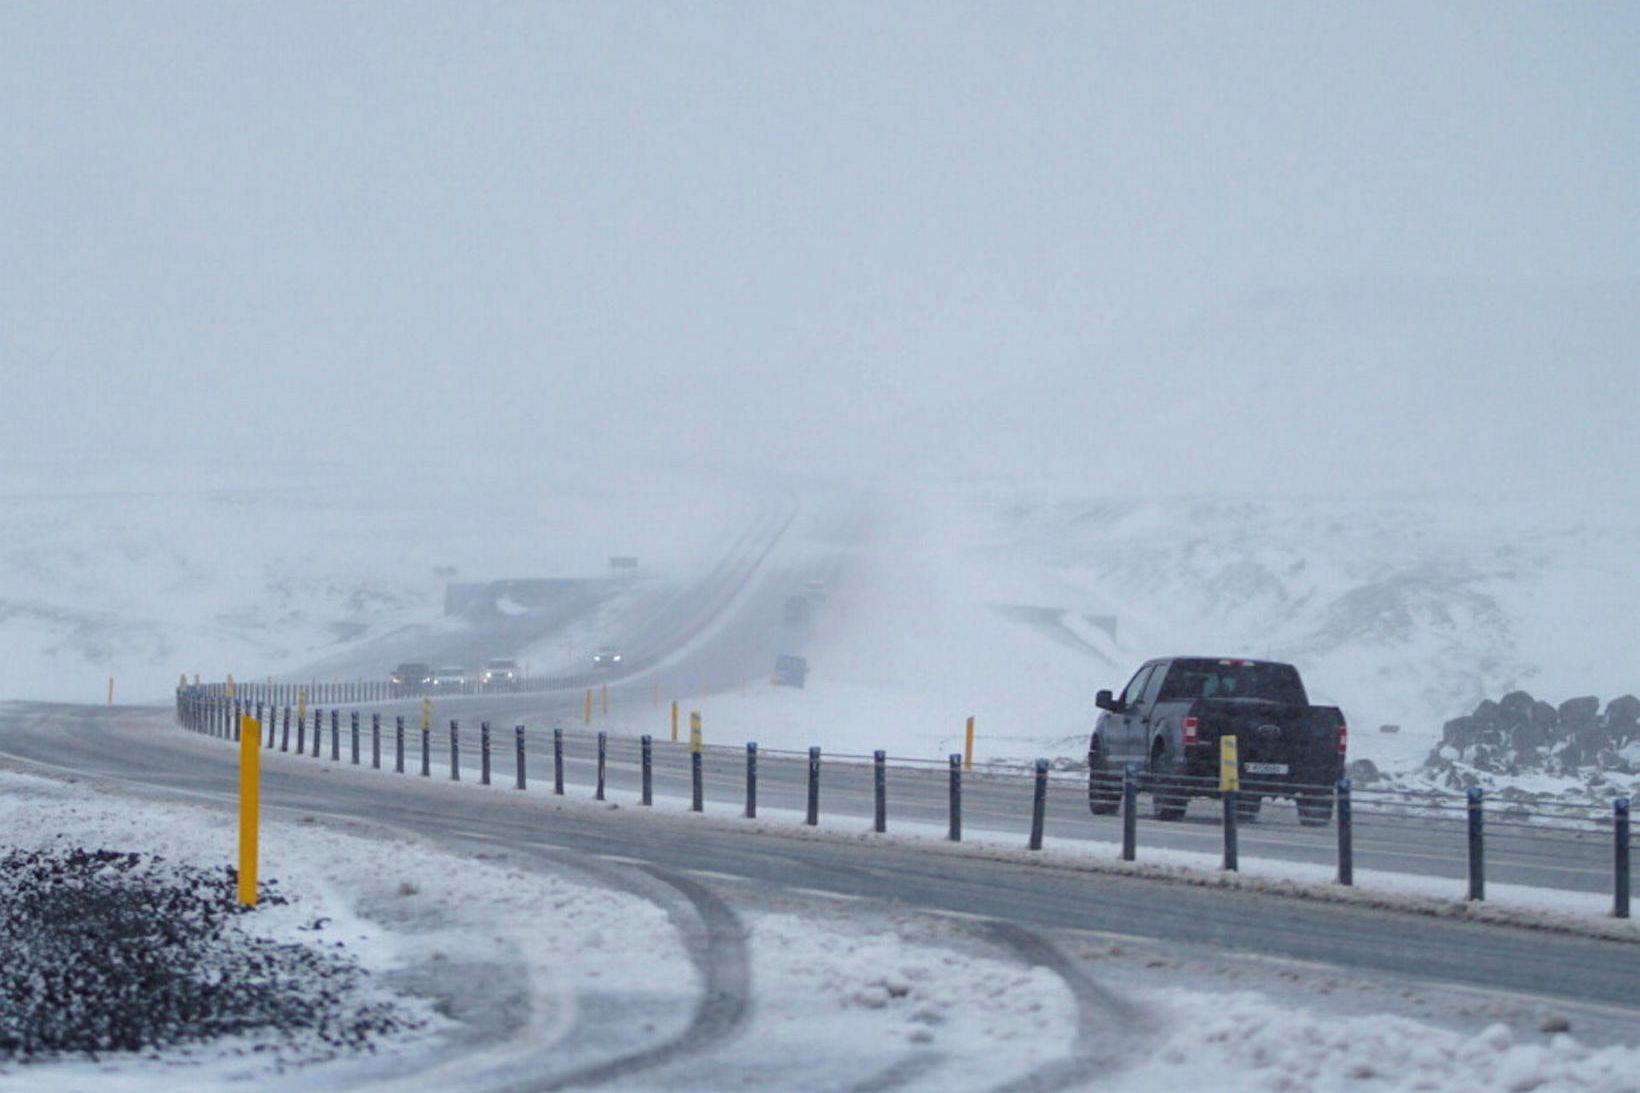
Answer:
1095 689 1118 712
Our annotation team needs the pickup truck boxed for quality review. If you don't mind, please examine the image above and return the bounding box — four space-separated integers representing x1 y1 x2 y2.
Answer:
1088 657 1346 825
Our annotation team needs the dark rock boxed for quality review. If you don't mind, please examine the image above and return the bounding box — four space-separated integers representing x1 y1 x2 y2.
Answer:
1498 691 1536 721
1558 696 1600 726
1605 695 1640 744
1346 758 1381 785
1442 716 1478 749
1472 698 1503 723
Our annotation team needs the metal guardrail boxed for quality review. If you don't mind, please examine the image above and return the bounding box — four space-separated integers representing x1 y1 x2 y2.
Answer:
174 689 1633 921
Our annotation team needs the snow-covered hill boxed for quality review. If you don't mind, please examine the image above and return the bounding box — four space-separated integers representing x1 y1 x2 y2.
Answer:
3 455 1635 783
693 487 1638 780
0 459 752 704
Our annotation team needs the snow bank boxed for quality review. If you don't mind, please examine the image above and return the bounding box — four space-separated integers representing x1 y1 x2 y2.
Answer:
0 767 693 1089
1107 989 1640 1093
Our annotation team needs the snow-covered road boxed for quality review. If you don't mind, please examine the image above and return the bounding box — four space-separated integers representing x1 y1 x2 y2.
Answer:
4 706 1640 1090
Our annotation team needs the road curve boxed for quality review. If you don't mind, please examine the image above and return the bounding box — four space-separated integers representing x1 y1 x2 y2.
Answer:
3 704 1637 1028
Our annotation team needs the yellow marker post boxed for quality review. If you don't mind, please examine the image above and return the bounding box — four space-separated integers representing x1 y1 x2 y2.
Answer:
1220 735 1240 793
420 697 432 733
689 711 703 753
964 716 976 771
584 689 592 724
601 684 608 716
237 716 261 906
670 700 679 742
226 674 236 701
297 687 309 724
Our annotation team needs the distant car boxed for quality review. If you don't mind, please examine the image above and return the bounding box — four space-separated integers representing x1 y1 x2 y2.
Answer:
481 659 520 688
592 647 623 670
391 662 433 692
773 654 808 687
430 666 468 691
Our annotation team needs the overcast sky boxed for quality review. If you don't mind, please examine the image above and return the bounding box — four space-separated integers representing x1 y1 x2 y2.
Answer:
2 3 1634 498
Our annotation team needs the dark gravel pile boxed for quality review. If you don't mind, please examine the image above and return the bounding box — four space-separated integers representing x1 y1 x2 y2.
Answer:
0 847 421 1065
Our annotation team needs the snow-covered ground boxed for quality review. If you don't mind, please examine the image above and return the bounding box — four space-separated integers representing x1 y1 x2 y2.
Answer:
0 458 757 705
668 487 1640 786
4 763 1639 1090
4 446 1636 801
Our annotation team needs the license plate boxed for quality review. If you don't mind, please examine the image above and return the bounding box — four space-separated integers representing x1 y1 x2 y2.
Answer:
1245 762 1289 775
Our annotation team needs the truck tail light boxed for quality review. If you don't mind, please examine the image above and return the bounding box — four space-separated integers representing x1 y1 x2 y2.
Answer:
1182 716 1199 746
1337 723 1348 756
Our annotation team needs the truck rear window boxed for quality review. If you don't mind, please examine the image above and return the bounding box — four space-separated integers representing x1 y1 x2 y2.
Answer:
1157 660 1307 705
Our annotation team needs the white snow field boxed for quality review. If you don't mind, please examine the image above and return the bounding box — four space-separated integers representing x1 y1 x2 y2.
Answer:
0 457 759 705
4 454 1637 786
663 484 1640 787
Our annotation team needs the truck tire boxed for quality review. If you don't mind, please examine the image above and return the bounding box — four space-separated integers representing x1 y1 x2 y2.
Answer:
1297 790 1333 827
1151 777 1188 821
1088 762 1121 816
1087 738 1122 815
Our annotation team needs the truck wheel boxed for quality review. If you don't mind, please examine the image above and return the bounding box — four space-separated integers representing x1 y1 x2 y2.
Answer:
1151 777 1188 821
1234 793 1262 821
1297 790 1333 827
1087 747 1120 815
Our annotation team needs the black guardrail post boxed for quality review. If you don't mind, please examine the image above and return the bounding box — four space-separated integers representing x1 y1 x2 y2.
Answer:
420 721 430 776
350 711 360 765
595 731 607 800
948 753 962 842
1028 758 1049 850
331 710 340 761
515 725 526 790
1616 797 1631 919
312 710 324 757
745 742 757 818
281 706 291 752
1223 788 1239 871
370 712 381 769
873 750 886 834
553 728 564 795
692 749 703 812
395 716 405 774
233 700 242 742
481 722 492 786
1467 787 1485 901
255 702 264 744
1337 779 1354 886
449 719 461 781
806 746 821 826
1122 763 1138 862
641 735 653 805
296 713 306 755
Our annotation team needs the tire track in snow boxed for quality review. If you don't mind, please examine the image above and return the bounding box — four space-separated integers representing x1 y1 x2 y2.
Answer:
531 862 750 1091
982 921 1149 1093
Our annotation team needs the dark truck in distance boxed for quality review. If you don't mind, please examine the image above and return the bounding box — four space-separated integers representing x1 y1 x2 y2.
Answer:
1088 657 1346 825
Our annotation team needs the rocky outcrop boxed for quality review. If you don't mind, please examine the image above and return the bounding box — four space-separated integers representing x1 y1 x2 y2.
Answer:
1423 690 1640 783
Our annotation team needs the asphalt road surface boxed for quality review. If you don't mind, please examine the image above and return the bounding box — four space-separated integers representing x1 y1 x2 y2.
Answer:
3 702 1636 1020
